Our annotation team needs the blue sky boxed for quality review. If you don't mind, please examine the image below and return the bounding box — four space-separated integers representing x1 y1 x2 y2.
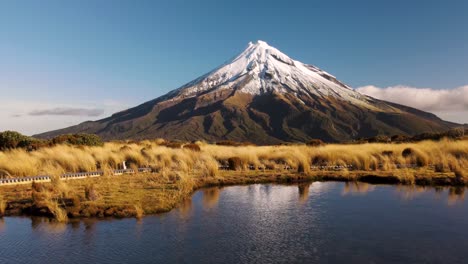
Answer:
1 0 467 134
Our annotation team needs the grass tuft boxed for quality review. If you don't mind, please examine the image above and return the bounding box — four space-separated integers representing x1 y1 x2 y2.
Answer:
0 195 6 216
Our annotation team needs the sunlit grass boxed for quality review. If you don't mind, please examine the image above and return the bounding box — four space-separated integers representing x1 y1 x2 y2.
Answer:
0 138 466 181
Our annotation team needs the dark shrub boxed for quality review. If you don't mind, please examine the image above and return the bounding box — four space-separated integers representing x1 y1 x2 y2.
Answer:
411 132 442 141
401 148 428 166
27 140 48 151
216 141 256 146
0 131 44 150
216 140 237 146
164 141 184 149
446 128 465 139
391 135 411 143
312 155 328 165
368 135 391 143
354 138 369 144
183 143 201 152
52 134 103 147
228 157 243 171
307 139 325 146
402 148 414 158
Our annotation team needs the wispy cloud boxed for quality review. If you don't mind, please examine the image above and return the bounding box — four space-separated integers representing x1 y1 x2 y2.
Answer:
0 99 133 135
356 85 468 123
28 107 104 117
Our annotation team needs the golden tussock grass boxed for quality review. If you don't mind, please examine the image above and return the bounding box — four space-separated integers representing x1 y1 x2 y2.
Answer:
31 181 69 222
0 194 6 216
0 139 466 180
134 204 144 219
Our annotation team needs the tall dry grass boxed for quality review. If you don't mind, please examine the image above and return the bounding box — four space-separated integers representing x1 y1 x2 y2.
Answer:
0 139 466 180
0 194 6 216
134 204 144 219
31 183 69 222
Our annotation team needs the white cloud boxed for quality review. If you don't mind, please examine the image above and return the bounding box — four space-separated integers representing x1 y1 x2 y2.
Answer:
29 107 104 117
356 85 468 124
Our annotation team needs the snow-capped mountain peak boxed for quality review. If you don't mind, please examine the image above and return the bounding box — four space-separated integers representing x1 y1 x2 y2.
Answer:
170 40 369 106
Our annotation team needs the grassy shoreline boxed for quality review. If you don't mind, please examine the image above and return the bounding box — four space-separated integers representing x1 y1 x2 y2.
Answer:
0 139 466 221
0 169 466 220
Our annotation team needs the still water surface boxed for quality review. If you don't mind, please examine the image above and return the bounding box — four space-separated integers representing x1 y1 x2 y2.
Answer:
1 182 468 263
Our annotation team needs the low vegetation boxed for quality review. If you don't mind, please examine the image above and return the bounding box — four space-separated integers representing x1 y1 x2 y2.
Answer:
0 137 466 221
354 127 467 143
0 131 42 151
0 131 103 151
50 133 103 147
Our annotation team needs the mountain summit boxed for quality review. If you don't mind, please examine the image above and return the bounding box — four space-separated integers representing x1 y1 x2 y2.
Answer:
37 41 457 143
167 40 365 103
